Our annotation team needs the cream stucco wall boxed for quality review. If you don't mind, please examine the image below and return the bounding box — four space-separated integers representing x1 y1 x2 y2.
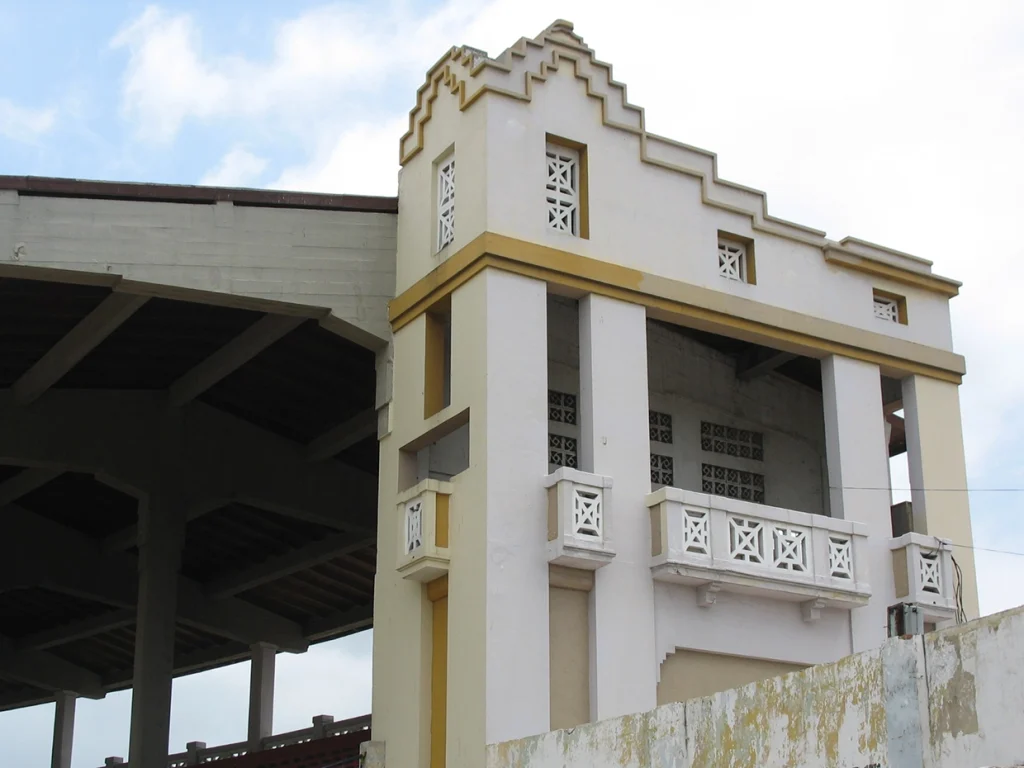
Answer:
657 648 806 705
548 585 590 731
479 62 956 351
903 375 979 619
395 95 489 294
380 19 978 767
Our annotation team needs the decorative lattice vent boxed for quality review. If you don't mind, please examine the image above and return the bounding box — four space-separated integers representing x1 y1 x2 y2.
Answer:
702 463 765 503
649 411 673 443
546 145 579 235
873 296 899 322
718 240 746 282
701 421 764 461
437 157 455 251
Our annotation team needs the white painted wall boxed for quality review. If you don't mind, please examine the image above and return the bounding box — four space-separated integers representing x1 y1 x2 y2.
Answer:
653 582 851 671
396 97 489 294
478 45 956 351
487 605 1024 768
0 192 396 345
579 294 658 721
822 356 897 652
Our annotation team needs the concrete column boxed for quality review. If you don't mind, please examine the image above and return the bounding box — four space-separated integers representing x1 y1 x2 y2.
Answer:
902 375 979 618
247 643 277 750
128 495 185 768
474 270 550 744
821 355 894 652
50 691 76 768
579 294 657 721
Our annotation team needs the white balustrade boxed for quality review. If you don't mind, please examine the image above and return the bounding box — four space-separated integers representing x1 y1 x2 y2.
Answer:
160 714 372 766
544 467 615 569
889 532 957 621
395 479 453 582
647 487 871 617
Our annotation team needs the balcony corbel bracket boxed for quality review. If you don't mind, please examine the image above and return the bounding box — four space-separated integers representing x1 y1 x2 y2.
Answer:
696 582 722 608
801 597 827 623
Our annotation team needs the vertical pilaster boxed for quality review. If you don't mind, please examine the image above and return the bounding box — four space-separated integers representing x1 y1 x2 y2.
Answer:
902 375 979 618
821 355 894 652
128 494 184 768
579 294 657 721
247 643 276 750
50 691 76 768
370 316 433 768
475 270 550 744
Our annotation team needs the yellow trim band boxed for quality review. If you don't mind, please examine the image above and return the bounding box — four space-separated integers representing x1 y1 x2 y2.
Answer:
389 232 965 384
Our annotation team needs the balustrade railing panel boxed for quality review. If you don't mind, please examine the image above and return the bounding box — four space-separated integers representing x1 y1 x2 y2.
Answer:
647 487 871 613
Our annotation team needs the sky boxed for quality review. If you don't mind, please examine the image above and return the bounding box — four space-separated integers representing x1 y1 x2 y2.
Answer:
1 0 1023 765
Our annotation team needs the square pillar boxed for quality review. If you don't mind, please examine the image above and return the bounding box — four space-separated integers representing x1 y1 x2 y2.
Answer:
248 643 276 750
579 294 657 721
902 375 979 619
468 270 551 745
821 355 894 651
128 496 184 768
50 691 76 768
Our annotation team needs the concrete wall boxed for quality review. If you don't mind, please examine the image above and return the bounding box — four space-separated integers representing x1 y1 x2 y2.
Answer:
487 605 1024 768
0 191 396 345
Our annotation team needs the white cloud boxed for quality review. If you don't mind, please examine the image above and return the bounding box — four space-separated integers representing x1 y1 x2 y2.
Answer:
109 3 483 143
0 97 56 143
269 118 404 196
200 146 268 187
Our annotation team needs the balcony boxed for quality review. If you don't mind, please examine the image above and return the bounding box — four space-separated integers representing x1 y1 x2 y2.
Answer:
544 467 616 569
396 479 452 582
647 487 871 619
889 533 957 622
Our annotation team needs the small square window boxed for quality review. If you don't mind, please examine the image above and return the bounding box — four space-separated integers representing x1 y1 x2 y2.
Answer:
436 157 455 252
717 234 756 284
872 290 907 324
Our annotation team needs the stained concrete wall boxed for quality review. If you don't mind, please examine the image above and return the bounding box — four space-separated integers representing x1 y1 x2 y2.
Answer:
0 191 397 345
486 605 1024 768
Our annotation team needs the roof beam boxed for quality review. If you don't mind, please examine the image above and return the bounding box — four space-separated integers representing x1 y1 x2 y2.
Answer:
0 467 61 507
303 604 373 642
0 390 378 533
11 292 148 405
168 314 306 406
305 408 378 462
3 506 309 652
205 534 376 599
18 609 136 651
0 636 105 699
736 349 797 381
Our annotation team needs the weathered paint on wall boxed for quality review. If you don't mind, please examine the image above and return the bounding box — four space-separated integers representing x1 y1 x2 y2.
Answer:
487 605 1024 768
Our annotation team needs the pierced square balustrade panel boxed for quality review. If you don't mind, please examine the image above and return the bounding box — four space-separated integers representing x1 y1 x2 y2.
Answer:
546 468 615 570
395 480 452 582
647 487 872 613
